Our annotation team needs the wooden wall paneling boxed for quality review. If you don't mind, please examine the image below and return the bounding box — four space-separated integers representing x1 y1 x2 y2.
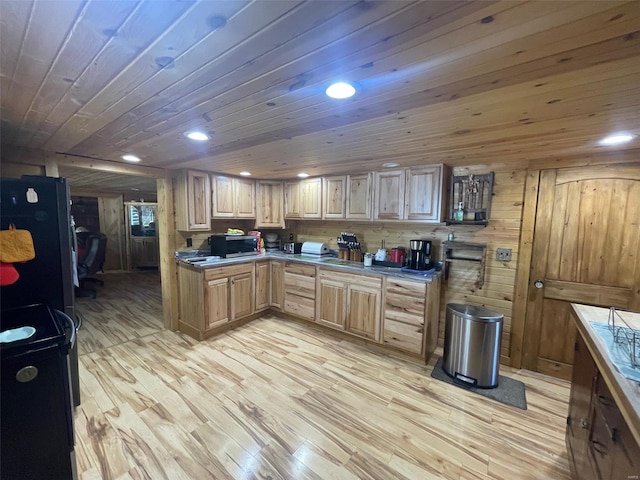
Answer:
510 170 540 368
158 175 178 330
98 195 126 271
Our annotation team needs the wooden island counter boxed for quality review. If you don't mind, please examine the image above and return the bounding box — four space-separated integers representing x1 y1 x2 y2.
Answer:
567 304 640 480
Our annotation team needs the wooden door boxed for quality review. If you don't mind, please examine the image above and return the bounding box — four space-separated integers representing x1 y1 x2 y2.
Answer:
405 165 444 222
347 173 372 220
522 164 640 379
346 285 380 341
373 170 405 220
323 176 346 219
230 272 253 320
211 175 234 218
318 278 347 330
234 178 256 218
206 278 229 330
255 262 270 311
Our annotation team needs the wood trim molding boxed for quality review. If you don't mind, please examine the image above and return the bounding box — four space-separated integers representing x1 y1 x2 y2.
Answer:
2 145 166 178
157 175 178 330
510 170 540 369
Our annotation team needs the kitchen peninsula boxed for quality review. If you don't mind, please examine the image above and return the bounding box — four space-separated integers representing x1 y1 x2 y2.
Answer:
177 252 441 361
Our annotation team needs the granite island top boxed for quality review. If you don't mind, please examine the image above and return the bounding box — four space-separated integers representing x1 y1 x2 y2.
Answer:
176 250 440 283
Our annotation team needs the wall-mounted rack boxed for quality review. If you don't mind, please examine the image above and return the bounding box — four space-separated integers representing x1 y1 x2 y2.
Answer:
442 241 487 289
447 172 494 226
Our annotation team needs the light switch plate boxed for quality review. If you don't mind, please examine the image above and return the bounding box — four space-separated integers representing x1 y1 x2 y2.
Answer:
496 248 512 261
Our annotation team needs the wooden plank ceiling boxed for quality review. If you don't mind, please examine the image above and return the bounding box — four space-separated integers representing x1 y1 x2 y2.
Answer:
1 0 639 180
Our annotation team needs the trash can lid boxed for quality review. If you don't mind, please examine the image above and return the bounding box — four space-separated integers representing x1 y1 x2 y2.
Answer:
446 303 503 322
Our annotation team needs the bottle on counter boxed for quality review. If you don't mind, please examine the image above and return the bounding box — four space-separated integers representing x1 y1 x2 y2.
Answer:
454 202 464 222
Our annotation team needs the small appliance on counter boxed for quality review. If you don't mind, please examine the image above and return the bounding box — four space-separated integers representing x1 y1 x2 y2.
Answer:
208 234 258 258
408 239 433 270
301 241 331 256
283 242 302 254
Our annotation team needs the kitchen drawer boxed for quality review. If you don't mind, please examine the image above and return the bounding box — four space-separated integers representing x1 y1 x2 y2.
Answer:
284 273 315 299
284 262 316 277
382 319 423 355
384 293 425 327
318 269 381 290
385 278 426 298
204 263 253 281
284 294 315 321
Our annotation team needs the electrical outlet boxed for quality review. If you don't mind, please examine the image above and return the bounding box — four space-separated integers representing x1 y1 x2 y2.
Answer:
186 237 193 247
496 248 512 261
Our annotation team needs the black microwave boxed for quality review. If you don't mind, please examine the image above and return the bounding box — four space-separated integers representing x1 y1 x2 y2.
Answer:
209 235 258 258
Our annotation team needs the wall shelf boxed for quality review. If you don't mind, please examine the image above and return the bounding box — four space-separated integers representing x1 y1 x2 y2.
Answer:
447 172 494 226
442 241 487 289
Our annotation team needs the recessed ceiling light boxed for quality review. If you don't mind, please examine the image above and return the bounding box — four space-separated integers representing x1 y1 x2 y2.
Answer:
122 154 141 162
598 133 635 146
184 131 210 141
297 173 310 178
131 188 140 191
325 82 356 99
382 162 399 168
239 171 251 176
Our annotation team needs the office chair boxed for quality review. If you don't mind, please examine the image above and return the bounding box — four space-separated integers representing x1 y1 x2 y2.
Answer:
76 232 107 299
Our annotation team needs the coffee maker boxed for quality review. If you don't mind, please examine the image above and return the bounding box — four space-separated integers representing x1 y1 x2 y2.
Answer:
409 240 432 270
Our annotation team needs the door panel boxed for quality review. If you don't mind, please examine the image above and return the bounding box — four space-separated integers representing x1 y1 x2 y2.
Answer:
522 165 640 378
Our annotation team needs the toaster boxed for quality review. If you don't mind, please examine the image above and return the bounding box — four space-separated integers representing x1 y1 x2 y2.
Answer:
283 242 302 254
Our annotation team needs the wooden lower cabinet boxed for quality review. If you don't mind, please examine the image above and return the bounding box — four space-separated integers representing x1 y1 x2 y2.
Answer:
345 284 380 341
178 263 255 339
317 270 381 341
382 278 427 355
179 260 438 358
270 260 284 310
255 261 270 311
318 277 347 330
283 262 316 320
206 278 230 329
566 329 640 480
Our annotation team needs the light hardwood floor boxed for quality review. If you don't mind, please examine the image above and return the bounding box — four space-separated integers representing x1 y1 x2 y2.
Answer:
75 272 571 479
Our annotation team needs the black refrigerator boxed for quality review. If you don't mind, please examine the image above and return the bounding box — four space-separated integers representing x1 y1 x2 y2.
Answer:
0 175 79 479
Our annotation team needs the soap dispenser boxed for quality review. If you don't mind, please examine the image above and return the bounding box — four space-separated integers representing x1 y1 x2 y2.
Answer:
454 202 465 222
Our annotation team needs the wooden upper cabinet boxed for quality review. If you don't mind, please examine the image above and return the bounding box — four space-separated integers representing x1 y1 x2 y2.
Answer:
323 176 346 219
211 175 234 218
286 178 322 219
255 181 284 228
405 165 446 222
373 170 406 220
175 170 211 231
212 176 256 219
347 173 372 220
284 181 302 218
235 178 256 218
301 178 322 218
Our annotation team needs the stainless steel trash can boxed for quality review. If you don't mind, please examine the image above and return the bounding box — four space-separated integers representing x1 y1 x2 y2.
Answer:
442 303 503 388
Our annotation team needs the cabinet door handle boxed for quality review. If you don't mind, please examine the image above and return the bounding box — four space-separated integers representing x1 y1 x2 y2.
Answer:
580 418 589 429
